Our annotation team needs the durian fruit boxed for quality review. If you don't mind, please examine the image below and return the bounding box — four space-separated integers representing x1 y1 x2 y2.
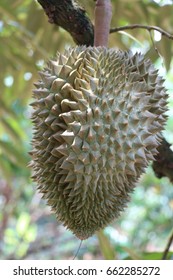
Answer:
30 46 167 240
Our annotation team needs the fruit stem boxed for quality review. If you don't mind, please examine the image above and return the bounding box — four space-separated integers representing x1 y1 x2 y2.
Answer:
94 0 112 47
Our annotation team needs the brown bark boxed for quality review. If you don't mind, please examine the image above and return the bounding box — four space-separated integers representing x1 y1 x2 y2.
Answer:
152 139 173 183
36 0 173 182
37 0 94 46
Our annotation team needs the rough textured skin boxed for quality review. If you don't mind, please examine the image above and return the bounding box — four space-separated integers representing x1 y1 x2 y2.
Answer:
30 46 167 239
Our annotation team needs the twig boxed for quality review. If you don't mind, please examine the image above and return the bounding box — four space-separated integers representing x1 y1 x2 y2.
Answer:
73 240 83 260
162 229 173 260
110 24 173 41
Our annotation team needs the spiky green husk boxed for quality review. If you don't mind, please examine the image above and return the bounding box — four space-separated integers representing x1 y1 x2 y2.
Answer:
30 46 167 239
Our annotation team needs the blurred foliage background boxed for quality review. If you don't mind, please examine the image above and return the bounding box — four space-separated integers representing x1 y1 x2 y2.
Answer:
0 0 173 260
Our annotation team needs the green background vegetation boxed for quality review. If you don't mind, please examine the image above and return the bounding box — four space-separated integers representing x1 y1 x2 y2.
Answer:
0 0 173 259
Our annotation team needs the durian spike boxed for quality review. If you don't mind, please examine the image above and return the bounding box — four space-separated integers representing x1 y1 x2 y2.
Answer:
30 46 167 240
94 0 112 47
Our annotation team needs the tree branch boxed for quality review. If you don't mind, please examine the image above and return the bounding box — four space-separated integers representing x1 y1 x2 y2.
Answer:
37 0 94 46
110 24 173 40
152 139 173 183
162 229 173 259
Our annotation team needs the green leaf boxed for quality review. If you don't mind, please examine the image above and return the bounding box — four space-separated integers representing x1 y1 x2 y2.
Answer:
157 37 172 71
0 155 12 179
121 246 141 260
24 224 37 242
142 251 173 260
119 30 144 47
97 230 116 260
0 140 28 167
4 228 18 246
16 243 29 258
16 212 30 237
1 117 22 144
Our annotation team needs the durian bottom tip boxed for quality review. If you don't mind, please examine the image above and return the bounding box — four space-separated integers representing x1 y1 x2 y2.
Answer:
75 233 90 240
